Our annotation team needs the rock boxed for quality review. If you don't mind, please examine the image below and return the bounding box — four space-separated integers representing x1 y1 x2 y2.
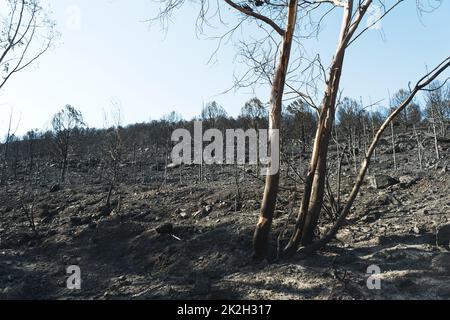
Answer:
399 175 420 188
437 224 450 246
432 253 450 274
155 223 173 235
370 175 399 189
49 184 61 193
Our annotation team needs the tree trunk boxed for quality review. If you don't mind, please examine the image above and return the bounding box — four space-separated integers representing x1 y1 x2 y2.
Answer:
390 122 397 171
431 109 440 160
61 155 67 182
253 0 298 259
283 1 353 253
413 124 423 171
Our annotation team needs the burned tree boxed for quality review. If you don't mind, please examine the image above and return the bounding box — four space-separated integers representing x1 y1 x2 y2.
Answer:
161 111 183 185
425 81 450 159
0 108 18 184
286 99 316 155
51 105 85 183
293 58 450 255
151 0 301 257
240 98 268 174
201 102 228 128
337 98 364 173
24 129 38 178
390 89 422 131
240 98 267 130
151 0 449 259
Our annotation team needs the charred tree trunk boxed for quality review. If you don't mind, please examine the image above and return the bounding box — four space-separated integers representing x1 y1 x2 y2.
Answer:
253 0 298 259
413 124 423 171
284 1 354 252
61 155 68 183
1 110 13 185
390 121 397 171
431 108 441 160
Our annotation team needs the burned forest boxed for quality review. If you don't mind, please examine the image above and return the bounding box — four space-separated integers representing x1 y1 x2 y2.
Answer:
1 0 450 302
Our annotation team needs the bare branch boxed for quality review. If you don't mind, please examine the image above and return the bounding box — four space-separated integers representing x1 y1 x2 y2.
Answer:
223 0 286 36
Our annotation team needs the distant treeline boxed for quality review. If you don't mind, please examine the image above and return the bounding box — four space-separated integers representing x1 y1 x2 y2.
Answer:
1 85 449 184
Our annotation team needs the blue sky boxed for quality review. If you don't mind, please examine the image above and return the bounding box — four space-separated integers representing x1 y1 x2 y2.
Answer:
0 0 449 137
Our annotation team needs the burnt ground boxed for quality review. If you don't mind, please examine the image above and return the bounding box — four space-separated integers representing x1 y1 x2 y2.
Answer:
0 135 449 300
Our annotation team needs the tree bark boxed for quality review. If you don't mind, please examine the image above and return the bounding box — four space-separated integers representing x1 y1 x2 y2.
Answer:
284 0 354 252
253 0 298 259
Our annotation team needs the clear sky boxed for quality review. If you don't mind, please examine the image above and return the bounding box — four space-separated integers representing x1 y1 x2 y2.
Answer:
0 0 449 138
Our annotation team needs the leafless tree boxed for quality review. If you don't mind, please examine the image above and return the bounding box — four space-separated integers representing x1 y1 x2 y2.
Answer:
390 89 421 130
240 97 267 173
286 99 316 154
241 98 267 126
161 111 183 185
337 97 364 173
103 105 124 209
24 129 38 179
51 105 85 183
151 0 448 259
413 124 425 171
0 107 21 184
18 189 38 236
0 0 56 91
293 57 450 255
424 81 449 159
201 101 228 128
